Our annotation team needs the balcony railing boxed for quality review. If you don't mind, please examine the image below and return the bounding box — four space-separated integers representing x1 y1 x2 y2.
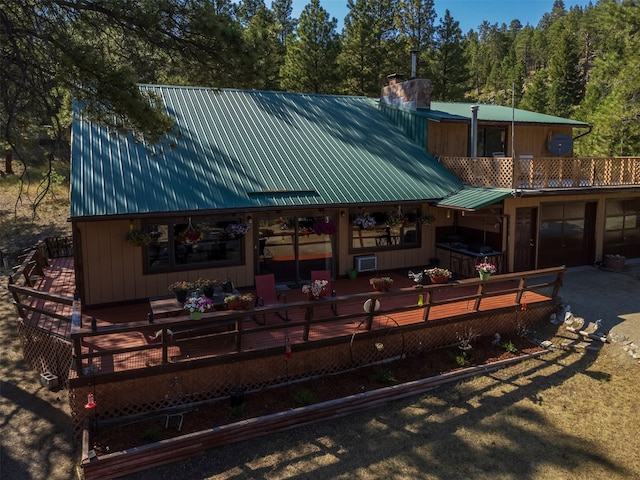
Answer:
440 156 640 189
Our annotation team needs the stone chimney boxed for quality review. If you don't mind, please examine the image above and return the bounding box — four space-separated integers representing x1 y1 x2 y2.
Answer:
381 75 432 110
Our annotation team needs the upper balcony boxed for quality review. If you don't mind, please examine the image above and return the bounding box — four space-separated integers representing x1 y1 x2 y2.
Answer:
440 156 640 190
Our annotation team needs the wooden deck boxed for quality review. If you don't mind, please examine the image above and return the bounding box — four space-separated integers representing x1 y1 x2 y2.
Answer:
9 250 562 385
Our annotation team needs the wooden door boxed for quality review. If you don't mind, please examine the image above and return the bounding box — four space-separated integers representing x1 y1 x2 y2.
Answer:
515 207 537 271
538 202 596 268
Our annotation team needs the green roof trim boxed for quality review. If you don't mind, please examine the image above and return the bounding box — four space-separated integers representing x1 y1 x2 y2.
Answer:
428 102 590 126
70 86 463 218
435 186 513 211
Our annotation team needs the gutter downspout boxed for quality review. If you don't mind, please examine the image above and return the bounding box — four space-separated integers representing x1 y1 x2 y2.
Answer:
470 105 479 158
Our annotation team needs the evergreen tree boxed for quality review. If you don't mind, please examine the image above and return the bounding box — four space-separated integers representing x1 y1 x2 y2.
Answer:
576 1 640 155
547 24 582 117
430 10 468 101
519 69 549 113
280 0 340 94
242 6 283 90
339 0 398 96
395 0 436 77
271 0 297 45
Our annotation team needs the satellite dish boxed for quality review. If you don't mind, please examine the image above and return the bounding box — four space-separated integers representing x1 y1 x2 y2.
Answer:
547 134 573 156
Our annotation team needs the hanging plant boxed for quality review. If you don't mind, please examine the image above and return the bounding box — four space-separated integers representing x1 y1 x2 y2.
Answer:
312 218 337 236
125 224 151 246
224 223 250 238
420 214 436 226
178 217 203 244
353 214 376 229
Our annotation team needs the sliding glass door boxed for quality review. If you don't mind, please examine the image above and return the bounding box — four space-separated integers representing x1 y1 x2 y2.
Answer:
257 214 335 284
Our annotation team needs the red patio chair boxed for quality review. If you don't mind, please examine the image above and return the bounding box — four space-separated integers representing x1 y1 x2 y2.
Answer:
311 270 337 315
254 274 288 324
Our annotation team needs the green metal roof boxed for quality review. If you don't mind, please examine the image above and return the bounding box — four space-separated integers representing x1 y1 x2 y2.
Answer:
70 86 463 218
426 102 590 126
435 186 513 211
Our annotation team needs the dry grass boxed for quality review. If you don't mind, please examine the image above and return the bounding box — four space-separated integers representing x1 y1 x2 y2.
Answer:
1 171 639 479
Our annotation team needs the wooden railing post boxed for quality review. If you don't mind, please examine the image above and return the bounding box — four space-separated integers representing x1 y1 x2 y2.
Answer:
235 317 243 352
74 337 84 376
303 305 314 341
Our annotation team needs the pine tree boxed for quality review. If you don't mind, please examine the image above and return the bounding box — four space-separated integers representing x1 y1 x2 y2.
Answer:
395 0 436 77
430 10 468 101
339 0 398 96
280 0 340 94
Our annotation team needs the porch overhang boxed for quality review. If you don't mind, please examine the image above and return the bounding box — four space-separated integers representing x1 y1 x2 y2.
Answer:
434 186 513 211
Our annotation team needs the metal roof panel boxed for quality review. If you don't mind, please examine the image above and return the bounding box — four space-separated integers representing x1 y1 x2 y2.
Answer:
71 86 463 218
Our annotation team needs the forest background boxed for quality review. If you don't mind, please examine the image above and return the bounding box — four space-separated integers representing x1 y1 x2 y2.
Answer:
1 0 639 213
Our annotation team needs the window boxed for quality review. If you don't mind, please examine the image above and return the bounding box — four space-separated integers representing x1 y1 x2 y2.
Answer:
144 217 246 273
350 207 420 251
477 126 507 156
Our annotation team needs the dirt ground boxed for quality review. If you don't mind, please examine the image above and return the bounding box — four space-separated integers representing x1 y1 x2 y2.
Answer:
1 180 640 479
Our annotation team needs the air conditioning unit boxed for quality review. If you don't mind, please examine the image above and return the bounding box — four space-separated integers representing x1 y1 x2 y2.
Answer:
355 255 377 272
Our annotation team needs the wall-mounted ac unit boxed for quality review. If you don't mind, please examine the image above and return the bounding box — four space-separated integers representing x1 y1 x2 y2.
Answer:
355 255 377 272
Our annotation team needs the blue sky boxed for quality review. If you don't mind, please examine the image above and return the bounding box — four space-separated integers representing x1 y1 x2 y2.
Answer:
291 0 594 33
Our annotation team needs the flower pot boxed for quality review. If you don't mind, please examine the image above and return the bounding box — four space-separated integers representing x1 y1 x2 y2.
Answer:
372 284 390 292
308 291 327 300
190 311 203 320
175 291 188 304
347 269 357 280
430 275 449 284
603 254 625 271
226 301 245 310
202 287 215 299
478 271 492 281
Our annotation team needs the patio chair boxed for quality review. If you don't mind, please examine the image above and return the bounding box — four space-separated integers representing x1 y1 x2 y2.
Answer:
254 273 288 324
311 270 337 315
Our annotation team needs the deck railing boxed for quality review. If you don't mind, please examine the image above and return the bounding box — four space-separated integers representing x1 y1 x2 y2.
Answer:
440 156 640 189
69 267 565 381
7 241 74 336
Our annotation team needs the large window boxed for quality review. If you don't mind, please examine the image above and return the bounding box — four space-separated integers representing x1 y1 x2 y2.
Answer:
350 207 420 251
144 217 246 273
604 198 640 258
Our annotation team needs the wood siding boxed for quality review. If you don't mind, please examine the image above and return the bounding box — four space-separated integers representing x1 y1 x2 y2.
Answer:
76 204 451 306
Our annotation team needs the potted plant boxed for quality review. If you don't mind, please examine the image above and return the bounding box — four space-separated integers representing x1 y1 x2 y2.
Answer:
420 214 436 226
312 218 337 236
302 279 329 299
369 276 394 291
353 214 376 229
603 254 625 271
183 295 213 320
424 267 452 284
476 257 497 280
168 281 195 303
196 278 219 298
224 222 250 239
224 293 255 310
125 226 151 246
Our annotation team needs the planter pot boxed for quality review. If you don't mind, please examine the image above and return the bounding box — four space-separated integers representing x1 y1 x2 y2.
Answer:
603 255 625 271
308 292 327 300
202 288 215 299
372 285 390 292
478 271 492 281
175 291 188 304
230 386 245 407
430 275 449 284
226 301 245 310
190 311 203 320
